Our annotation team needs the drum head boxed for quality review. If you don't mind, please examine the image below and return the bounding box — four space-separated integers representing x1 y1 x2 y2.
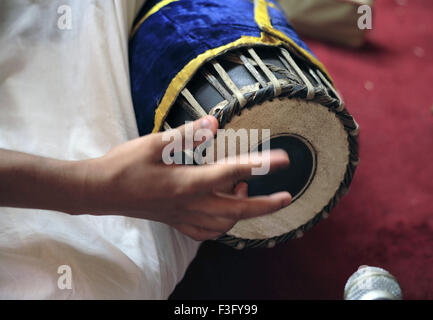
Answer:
213 98 350 240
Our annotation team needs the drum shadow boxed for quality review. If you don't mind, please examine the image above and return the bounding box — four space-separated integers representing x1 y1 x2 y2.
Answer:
349 40 392 59
169 238 335 300
307 37 393 60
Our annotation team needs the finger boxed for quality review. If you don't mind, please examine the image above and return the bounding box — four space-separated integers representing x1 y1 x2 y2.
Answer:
213 181 248 197
234 182 248 198
184 149 290 192
155 116 219 153
201 191 292 220
173 224 223 241
212 180 236 195
180 211 237 233
232 191 292 220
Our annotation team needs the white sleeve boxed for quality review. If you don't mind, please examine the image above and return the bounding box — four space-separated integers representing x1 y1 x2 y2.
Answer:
0 0 200 299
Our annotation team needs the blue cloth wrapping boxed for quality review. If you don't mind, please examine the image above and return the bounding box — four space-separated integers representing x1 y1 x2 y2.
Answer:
129 0 316 136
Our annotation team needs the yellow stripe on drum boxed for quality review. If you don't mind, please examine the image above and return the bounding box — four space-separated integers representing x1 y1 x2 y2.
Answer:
130 0 179 38
254 0 272 27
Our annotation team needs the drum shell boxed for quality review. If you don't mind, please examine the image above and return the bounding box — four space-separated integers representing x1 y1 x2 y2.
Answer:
129 0 360 248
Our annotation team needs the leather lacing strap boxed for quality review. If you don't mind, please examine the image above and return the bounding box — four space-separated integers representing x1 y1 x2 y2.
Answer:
225 52 299 84
181 88 208 117
163 122 172 131
308 68 325 88
201 68 233 102
212 60 247 107
316 69 345 112
278 53 299 82
280 48 315 100
162 46 348 133
247 48 281 96
238 53 267 88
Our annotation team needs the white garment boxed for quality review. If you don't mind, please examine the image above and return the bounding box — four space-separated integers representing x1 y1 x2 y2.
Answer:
0 0 200 299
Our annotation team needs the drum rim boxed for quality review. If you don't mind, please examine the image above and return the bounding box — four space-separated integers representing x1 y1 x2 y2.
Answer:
206 47 359 249
216 93 359 249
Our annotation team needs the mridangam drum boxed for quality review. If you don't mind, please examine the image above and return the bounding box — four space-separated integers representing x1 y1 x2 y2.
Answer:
129 0 359 249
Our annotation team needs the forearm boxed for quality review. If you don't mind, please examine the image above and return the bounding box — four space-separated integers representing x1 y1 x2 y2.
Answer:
0 116 292 241
0 148 91 214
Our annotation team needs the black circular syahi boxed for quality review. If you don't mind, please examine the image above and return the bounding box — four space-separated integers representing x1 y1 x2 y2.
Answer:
247 135 316 202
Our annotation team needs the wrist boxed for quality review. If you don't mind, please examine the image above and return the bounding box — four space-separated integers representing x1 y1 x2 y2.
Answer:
67 157 109 215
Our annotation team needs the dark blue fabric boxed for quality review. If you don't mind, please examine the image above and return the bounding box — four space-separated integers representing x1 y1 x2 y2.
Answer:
129 0 313 136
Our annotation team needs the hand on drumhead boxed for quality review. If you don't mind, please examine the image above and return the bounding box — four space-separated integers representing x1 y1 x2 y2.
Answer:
81 116 292 241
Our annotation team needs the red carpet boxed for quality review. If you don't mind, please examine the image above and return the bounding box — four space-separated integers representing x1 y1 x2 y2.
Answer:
170 0 433 299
